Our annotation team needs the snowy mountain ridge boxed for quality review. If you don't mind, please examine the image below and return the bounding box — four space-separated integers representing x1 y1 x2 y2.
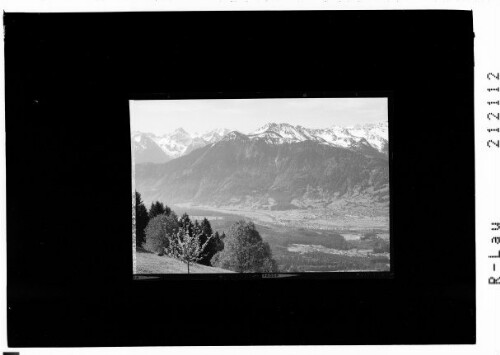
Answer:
246 121 388 151
132 122 388 164
132 128 232 162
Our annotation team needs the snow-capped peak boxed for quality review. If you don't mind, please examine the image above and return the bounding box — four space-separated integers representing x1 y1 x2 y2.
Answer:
133 127 233 162
132 121 388 164
250 121 388 152
222 130 248 141
255 122 293 134
252 123 312 143
345 122 388 151
201 128 232 143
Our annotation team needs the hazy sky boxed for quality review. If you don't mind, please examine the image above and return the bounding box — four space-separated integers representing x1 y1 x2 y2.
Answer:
130 98 387 135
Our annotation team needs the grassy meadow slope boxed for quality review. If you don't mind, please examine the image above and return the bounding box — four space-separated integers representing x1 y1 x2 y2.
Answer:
135 250 234 274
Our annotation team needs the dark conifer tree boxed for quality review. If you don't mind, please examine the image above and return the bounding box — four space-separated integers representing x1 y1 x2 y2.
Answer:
198 218 224 266
200 218 213 238
164 205 172 216
213 231 224 252
149 201 166 219
135 191 150 248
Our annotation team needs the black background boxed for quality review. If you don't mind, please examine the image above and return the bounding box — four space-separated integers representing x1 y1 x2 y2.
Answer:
5 11 475 346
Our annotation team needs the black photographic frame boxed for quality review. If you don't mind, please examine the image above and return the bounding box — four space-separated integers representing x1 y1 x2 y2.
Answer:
5 10 475 346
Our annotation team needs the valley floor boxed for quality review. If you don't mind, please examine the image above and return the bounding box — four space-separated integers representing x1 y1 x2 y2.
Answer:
174 204 391 273
175 202 389 231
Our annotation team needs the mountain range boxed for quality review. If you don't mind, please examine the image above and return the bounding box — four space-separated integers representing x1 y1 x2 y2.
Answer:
132 122 388 164
132 128 231 164
134 122 389 209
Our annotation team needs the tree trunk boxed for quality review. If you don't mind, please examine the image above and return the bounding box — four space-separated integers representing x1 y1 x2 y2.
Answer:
187 261 190 274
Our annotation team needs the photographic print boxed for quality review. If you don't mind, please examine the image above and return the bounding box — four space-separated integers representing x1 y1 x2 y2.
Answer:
131 97 390 275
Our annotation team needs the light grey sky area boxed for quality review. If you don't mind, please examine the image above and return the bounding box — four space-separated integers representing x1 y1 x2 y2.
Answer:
130 97 388 135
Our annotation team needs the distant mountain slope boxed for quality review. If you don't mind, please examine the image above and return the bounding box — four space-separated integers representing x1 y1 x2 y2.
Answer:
135 135 389 209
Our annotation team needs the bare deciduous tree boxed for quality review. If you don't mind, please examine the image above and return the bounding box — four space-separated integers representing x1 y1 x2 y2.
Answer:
167 226 213 274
